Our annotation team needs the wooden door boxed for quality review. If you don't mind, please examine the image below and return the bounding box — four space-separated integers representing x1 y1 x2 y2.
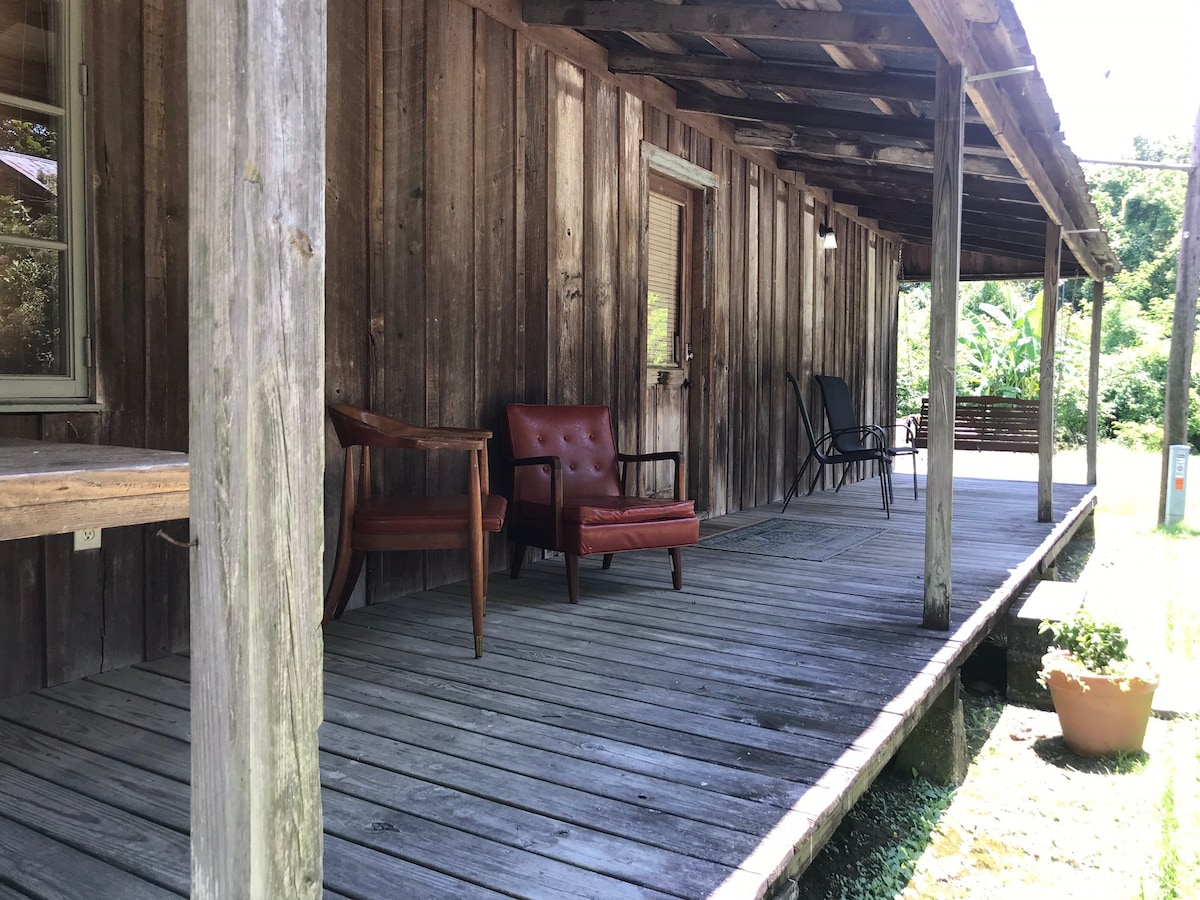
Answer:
642 173 701 497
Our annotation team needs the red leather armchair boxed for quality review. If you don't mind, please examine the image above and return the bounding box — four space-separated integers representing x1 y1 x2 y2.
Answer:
503 403 699 603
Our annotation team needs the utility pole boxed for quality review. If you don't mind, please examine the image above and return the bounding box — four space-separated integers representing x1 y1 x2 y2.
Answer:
1158 105 1200 525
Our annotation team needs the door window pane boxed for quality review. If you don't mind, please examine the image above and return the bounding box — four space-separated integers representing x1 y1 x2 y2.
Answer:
647 191 682 368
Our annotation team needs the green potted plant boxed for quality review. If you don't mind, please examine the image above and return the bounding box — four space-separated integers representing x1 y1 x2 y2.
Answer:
1038 610 1159 757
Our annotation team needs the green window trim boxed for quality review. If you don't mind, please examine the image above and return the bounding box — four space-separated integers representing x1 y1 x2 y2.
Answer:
0 0 90 405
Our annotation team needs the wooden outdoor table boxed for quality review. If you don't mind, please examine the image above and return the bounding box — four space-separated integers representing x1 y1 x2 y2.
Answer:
0 437 189 541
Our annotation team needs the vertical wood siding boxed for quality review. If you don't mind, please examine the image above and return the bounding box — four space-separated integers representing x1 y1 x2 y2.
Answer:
0 0 901 696
336 0 900 604
0 1 191 697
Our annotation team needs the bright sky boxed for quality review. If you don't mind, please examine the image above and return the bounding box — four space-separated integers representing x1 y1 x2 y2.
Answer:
1009 0 1200 161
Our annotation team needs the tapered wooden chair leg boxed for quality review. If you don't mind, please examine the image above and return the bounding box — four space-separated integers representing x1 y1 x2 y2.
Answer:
602 553 614 570
510 542 526 579
323 549 365 624
469 561 485 659
669 547 683 590
566 554 580 603
483 534 492 616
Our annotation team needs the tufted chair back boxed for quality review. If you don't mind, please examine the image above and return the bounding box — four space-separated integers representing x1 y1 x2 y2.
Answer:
504 404 622 502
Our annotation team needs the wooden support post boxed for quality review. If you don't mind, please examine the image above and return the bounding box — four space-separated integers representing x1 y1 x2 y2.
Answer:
1087 279 1104 486
1158 106 1200 524
188 2 326 897
923 55 964 632
1038 221 1062 522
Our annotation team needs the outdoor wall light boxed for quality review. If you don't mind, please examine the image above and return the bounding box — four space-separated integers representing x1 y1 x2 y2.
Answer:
819 222 838 251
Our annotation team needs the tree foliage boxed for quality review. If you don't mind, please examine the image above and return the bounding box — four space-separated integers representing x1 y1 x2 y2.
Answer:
0 117 57 160
0 193 61 374
897 135 1199 451
1 116 62 375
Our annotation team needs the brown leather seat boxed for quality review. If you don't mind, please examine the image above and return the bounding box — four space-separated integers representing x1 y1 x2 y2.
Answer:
504 403 699 602
324 404 507 657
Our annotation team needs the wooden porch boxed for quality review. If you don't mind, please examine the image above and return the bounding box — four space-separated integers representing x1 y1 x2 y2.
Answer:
0 474 1095 899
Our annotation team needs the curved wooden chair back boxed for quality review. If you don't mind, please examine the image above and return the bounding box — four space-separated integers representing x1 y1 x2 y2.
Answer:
324 404 506 657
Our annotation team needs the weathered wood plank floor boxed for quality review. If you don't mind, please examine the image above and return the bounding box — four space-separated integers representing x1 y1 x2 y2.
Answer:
0 475 1095 899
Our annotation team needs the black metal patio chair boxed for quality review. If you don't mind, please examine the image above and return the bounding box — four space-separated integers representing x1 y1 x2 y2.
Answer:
814 374 918 504
783 371 892 517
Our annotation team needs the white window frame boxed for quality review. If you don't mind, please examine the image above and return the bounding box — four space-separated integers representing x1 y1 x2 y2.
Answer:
0 0 90 405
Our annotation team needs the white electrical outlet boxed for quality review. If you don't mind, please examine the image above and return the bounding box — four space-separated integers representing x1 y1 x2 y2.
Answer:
74 527 102 551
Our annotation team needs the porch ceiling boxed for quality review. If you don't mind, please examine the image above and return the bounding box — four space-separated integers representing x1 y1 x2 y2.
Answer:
522 0 1120 282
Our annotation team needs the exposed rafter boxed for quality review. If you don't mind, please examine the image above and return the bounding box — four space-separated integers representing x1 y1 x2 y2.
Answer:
784 0 917 116
832 189 1043 221
607 50 936 102
733 126 1009 156
676 93 999 146
522 0 937 52
795 161 1036 201
855 202 1047 234
771 145 1023 180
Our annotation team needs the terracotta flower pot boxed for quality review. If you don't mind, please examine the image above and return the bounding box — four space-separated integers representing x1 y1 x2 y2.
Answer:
1041 651 1159 757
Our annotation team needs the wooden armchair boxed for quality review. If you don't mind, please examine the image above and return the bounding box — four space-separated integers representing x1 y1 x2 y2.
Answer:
324 404 507 657
503 403 699 603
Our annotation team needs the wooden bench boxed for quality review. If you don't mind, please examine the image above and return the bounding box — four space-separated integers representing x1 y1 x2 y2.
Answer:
909 396 1040 453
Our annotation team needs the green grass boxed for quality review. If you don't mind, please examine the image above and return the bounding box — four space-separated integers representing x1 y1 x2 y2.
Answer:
798 443 1200 899
794 774 956 899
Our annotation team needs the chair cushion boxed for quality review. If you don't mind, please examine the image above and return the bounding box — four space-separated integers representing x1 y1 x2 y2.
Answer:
517 495 695 527
564 495 696 526
567 516 700 556
355 495 507 534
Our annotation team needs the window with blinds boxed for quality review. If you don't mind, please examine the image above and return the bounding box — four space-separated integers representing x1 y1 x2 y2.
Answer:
647 190 683 368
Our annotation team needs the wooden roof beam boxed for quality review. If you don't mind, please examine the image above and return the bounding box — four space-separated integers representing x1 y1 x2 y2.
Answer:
697 34 818 104
522 0 937 52
831 189 1045 221
858 217 1045 250
782 0 915 116
773 145 1023 180
676 93 999 146
793 162 1037 201
855 203 1046 234
607 50 936 102
920 234 1047 260
733 125 1010 157
622 12 747 98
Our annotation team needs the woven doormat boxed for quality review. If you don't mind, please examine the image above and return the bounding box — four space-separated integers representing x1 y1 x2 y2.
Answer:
701 517 885 561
